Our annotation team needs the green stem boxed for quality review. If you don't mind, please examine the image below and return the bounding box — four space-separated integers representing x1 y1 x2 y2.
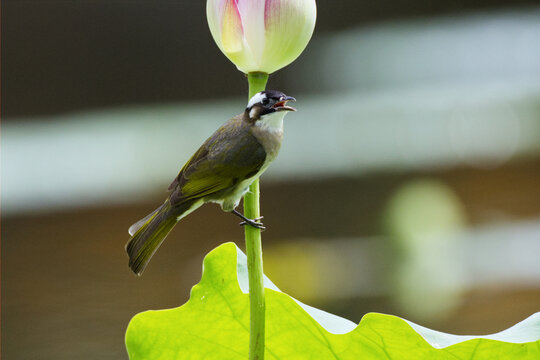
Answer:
245 71 269 360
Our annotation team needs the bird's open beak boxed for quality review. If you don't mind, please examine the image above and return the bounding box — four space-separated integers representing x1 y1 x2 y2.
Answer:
273 96 296 112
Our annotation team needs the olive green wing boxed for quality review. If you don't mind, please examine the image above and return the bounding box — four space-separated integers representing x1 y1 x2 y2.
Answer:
167 144 208 192
168 117 266 204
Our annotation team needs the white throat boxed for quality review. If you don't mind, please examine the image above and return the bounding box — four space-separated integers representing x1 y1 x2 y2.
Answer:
255 111 286 133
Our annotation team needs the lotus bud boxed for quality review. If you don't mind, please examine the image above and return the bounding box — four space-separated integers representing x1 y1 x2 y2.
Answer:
207 0 317 74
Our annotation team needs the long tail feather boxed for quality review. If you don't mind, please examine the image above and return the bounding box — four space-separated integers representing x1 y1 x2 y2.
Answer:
126 201 191 275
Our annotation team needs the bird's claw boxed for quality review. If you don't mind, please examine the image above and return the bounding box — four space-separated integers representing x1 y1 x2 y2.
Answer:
239 217 266 231
232 209 265 230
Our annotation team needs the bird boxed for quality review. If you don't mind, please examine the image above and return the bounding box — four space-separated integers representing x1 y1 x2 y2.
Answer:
126 90 296 275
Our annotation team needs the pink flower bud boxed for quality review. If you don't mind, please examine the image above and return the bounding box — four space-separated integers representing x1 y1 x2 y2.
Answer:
207 0 317 74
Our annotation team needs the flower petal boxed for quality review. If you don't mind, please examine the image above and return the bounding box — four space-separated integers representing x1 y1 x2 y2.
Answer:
236 0 267 68
261 0 317 74
206 0 227 52
220 0 244 54
208 0 258 72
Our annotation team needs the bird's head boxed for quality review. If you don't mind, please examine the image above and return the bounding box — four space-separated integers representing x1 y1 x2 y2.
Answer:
246 90 296 124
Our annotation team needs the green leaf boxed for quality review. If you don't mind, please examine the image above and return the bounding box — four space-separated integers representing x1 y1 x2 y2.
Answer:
126 242 540 359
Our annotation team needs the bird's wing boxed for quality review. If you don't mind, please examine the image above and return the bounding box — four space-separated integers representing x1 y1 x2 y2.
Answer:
168 116 266 203
167 144 208 192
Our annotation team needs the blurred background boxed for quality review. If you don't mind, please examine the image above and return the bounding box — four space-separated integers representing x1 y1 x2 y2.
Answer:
2 0 540 358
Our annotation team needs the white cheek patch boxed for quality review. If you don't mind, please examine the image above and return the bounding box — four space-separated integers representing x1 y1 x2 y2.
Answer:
247 92 266 108
249 108 257 119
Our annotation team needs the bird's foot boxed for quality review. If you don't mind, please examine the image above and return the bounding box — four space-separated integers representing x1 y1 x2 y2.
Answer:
232 210 266 230
239 216 265 230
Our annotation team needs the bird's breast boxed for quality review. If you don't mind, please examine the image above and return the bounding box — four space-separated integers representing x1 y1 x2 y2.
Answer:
250 126 283 161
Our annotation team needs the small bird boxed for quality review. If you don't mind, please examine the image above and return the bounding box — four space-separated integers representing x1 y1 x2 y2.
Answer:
126 90 296 275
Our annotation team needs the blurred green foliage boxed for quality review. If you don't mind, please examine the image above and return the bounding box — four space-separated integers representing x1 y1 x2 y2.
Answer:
385 180 467 321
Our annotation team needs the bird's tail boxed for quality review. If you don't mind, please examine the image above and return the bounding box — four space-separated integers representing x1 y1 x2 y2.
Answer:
126 200 191 275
